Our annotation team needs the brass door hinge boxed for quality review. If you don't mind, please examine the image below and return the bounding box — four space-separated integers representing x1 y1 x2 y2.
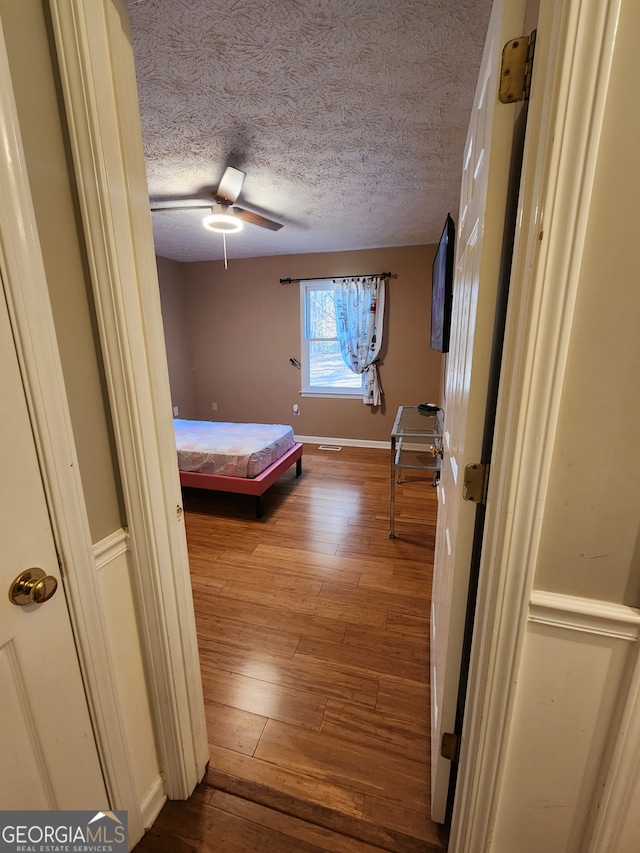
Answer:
463 462 490 505
499 29 537 103
441 732 460 762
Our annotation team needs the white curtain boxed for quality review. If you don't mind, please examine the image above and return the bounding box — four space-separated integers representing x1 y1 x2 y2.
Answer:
333 275 386 405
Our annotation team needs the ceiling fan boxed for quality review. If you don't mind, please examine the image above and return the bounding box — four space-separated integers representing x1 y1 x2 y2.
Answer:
150 166 283 233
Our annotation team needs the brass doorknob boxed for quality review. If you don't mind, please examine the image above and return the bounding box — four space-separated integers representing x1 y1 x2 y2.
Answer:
10 568 58 606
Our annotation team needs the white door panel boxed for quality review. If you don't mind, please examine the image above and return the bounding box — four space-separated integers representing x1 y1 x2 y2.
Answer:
430 0 529 822
0 246 107 810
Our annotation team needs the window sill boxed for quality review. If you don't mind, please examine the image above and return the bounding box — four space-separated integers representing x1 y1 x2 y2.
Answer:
300 391 363 400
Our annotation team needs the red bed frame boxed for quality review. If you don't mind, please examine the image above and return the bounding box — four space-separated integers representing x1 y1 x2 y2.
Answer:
179 442 303 518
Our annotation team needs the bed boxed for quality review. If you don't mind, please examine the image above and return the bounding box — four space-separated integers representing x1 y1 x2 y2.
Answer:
174 419 303 517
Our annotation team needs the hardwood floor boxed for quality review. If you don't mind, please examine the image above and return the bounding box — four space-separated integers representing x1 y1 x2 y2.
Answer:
135 445 446 852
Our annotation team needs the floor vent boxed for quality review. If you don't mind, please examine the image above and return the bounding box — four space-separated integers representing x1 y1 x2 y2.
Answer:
318 445 342 451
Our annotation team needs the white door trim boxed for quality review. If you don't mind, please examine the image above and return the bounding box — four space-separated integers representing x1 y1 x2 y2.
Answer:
450 0 623 849
0 11 145 839
47 0 208 798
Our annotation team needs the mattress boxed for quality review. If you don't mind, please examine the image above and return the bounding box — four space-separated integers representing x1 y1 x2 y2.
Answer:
173 419 296 479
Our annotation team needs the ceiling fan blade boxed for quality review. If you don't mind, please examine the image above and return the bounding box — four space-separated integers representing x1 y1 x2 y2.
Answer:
233 206 283 231
216 166 245 204
150 202 212 212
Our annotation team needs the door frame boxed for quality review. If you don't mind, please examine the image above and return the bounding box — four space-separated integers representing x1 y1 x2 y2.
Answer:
449 0 623 849
0 10 144 839
35 0 632 847
47 0 209 801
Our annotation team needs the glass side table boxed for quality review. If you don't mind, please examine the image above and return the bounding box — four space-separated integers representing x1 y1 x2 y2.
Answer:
389 405 443 538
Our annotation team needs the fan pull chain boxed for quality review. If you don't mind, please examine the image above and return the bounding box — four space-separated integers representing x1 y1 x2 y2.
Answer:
223 232 228 270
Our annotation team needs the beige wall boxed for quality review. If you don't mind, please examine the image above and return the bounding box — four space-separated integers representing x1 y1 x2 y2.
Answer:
158 244 443 443
157 256 197 418
534 0 640 607
1 0 123 541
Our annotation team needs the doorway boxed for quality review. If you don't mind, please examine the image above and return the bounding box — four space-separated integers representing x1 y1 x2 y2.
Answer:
183 444 445 848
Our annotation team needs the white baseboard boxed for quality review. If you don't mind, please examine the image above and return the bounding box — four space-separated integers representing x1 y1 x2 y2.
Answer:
294 434 390 449
139 775 167 830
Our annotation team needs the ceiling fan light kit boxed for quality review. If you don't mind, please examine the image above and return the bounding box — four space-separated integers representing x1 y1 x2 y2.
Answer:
202 204 243 233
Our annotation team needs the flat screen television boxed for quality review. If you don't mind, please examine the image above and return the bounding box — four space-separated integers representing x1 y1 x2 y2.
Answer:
430 213 455 353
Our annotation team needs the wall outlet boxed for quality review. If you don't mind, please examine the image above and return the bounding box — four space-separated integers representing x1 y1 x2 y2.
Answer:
293 403 300 415
173 406 179 417
212 402 218 412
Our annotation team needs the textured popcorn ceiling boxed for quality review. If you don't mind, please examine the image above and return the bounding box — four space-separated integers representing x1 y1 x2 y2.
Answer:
128 0 492 263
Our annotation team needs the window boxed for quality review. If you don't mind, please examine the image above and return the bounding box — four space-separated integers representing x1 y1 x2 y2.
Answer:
300 281 363 396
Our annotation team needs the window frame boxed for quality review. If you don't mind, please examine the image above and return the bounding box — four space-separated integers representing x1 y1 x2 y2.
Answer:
299 280 364 398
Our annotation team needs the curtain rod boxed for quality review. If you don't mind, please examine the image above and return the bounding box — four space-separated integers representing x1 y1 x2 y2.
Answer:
279 271 392 285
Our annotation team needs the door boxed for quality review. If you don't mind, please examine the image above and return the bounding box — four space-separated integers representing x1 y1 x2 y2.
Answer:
0 281 108 809
430 0 533 822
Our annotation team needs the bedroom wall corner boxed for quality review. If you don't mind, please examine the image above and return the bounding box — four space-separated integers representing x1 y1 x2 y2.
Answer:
157 255 198 418
181 245 443 442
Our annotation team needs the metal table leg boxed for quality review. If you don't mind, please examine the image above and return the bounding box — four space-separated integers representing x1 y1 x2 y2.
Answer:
389 435 396 538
